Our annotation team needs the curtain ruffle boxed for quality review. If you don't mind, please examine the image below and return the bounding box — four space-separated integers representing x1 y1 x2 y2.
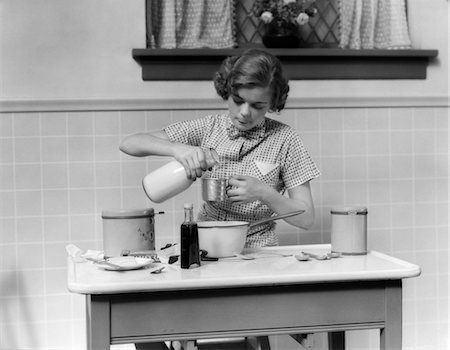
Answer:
339 0 411 49
151 0 236 49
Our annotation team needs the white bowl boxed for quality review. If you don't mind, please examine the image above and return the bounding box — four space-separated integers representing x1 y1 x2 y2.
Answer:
197 221 248 258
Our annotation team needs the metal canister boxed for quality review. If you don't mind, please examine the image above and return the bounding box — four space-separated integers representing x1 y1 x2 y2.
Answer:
102 208 156 258
201 178 229 202
331 206 368 255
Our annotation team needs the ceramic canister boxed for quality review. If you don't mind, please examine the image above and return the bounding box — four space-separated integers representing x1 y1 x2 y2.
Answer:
330 206 368 255
102 208 155 258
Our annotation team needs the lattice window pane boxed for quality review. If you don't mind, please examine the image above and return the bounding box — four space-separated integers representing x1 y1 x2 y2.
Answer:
234 0 340 48
234 0 263 44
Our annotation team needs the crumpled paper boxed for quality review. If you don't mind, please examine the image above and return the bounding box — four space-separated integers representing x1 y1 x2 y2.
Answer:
65 244 104 263
156 244 179 264
65 243 178 265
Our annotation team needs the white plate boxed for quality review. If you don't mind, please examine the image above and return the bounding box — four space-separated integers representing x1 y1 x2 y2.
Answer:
94 257 156 271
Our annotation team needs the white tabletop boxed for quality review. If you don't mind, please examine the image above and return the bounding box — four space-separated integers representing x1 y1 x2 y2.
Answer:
67 244 421 295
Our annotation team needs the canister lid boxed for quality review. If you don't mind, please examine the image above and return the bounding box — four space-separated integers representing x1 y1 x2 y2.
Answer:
101 208 154 219
330 206 368 215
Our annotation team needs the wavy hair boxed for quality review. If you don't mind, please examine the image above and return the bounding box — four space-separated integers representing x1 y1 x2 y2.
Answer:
214 49 289 112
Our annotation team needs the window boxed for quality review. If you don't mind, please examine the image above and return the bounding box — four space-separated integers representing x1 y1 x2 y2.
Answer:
234 0 340 48
146 0 340 49
134 0 437 81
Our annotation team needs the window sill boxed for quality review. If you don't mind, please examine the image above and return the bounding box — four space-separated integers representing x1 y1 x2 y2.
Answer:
132 48 438 81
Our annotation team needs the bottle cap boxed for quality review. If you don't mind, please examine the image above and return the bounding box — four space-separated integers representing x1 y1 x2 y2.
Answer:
184 203 194 209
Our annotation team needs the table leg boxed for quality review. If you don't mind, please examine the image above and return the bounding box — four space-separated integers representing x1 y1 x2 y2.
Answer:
86 295 111 350
171 340 198 350
328 332 345 350
380 280 402 350
246 336 271 350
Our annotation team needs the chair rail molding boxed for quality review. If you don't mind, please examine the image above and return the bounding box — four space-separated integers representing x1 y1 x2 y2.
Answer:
1 95 448 113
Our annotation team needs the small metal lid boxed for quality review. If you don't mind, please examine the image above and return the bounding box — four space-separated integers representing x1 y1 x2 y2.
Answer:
330 206 368 215
101 208 154 219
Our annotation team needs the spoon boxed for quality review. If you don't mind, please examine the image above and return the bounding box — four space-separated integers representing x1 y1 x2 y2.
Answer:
301 252 328 260
85 257 123 269
232 252 255 260
247 210 305 237
301 251 342 260
148 266 165 274
294 253 310 261
259 251 293 257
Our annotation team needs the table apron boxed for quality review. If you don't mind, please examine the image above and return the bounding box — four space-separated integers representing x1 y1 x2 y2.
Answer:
90 280 401 344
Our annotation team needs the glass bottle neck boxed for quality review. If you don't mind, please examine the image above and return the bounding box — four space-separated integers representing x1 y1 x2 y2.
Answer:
184 207 194 223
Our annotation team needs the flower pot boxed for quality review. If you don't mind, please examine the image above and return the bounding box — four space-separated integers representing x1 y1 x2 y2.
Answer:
262 22 301 48
262 33 300 48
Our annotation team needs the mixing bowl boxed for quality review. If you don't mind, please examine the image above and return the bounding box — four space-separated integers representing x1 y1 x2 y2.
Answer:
197 210 305 258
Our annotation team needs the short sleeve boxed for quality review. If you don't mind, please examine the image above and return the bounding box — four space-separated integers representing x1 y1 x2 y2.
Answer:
282 132 320 189
164 115 214 146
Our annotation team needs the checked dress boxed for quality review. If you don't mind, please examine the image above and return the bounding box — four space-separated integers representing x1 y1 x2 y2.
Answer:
164 114 320 247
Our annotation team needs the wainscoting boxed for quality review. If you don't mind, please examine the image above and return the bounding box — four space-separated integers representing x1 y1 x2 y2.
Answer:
0 102 447 350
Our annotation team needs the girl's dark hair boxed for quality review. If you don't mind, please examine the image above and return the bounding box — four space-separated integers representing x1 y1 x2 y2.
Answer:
213 49 289 112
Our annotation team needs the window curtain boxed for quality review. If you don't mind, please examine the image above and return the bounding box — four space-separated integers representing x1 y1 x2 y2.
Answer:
339 0 411 49
149 0 236 49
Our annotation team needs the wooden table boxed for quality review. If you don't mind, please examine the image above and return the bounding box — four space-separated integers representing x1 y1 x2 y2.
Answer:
67 244 420 350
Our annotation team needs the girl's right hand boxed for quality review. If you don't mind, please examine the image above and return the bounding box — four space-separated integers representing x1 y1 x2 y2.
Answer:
175 146 219 180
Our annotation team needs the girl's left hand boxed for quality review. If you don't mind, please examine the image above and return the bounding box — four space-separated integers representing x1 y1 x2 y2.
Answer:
227 175 267 203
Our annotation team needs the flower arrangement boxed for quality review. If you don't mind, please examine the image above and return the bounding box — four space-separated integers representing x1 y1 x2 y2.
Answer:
253 0 317 34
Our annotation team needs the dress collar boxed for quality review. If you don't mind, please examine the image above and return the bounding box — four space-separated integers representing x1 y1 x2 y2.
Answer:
226 119 266 140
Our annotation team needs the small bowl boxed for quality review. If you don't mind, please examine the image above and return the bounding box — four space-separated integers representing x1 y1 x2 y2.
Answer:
201 178 228 202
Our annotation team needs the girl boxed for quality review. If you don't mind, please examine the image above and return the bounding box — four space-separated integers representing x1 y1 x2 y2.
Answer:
120 49 320 247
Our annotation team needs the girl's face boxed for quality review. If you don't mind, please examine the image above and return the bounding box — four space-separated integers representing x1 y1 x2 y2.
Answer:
228 86 272 131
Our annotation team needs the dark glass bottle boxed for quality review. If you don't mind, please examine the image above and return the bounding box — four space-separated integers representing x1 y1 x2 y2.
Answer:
180 203 200 269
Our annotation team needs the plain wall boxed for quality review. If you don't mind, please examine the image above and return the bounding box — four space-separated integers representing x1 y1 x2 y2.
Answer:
0 0 448 103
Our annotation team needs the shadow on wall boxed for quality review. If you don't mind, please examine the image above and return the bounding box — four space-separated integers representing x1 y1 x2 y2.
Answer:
1 272 42 349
